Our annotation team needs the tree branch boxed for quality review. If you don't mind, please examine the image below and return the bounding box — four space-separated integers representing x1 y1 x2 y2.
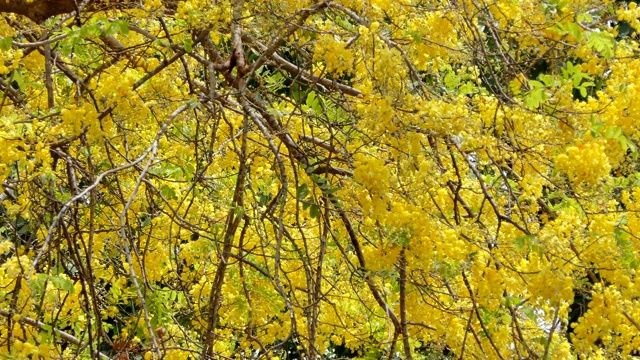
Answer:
0 309 112 360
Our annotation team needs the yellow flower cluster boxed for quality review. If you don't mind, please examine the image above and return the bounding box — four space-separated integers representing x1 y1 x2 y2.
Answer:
313 34 356 77
617 2 640 34
58 102 99 136
555 141 611 187
353 153 391 196
527 266 574 305
176 0 232 28
571 285 626 353
0 48 21 75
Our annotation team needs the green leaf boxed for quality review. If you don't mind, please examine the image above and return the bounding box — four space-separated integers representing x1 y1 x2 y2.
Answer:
629 140 638 154
306 91 316 107
234 205 245 217
459 82 478 94
309 204 320 219
29 274 47 294
187 97 200 109
587 31 615 59
305 91 322 114
604 127 615 139
619 135 629 151
539 74 555 87
161 184 176 199
80 23 103 37
325 186 340 195
524 88 546 109
404 29 422 42
0 37 12 51
523 306 536 321
183 162 195 182
577 12 593 23
11 70 27 90
613 127 622 139
395 231 411 247
444 71 460 90
140 215 152 228
532 336 548 346
313 175 327 184
513 234 533 250
566 61 574 72
334 16 355 31
504 295 522 307
528 80 544 89
183 38 194 53
567 22 583 41
296 184 310 200
50 275 75 293
113 20 130 35
579 86 586 97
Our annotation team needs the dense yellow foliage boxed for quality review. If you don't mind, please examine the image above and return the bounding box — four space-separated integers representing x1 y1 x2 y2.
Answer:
1 0 640 359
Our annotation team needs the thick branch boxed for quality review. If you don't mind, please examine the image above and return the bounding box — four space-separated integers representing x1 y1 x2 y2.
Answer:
0 0 177 23
0 0 76 23
0 309 111 360
246 35 362 97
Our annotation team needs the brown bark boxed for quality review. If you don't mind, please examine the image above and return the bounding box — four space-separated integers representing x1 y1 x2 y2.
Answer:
0 0 176 23
0 0 78 23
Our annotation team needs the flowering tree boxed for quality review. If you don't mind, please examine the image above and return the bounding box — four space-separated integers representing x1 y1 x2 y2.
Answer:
2 0 640 359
